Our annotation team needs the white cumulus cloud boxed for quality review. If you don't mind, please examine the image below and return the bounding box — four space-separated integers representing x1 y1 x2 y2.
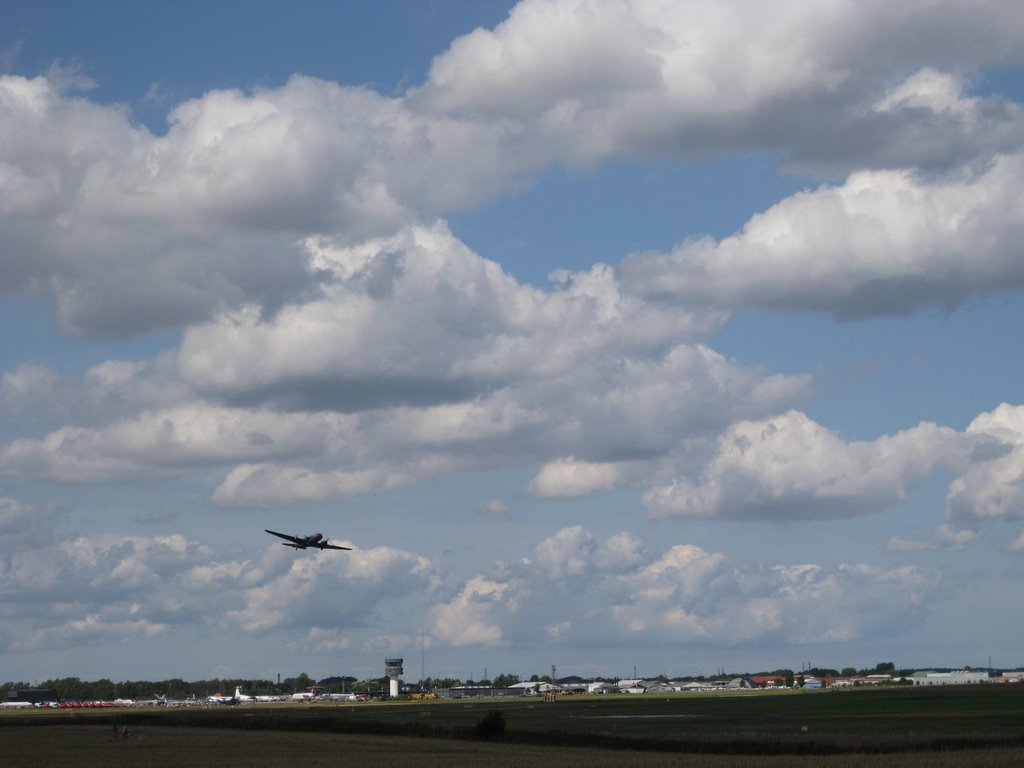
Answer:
427 526 941 650
643 411 961 520
620 155 1024 318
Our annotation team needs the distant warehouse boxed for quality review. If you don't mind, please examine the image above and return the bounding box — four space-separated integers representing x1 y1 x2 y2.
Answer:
911 671 988 685
7 689 58 704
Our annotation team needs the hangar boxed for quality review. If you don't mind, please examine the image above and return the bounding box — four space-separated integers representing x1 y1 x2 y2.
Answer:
911 670 989 685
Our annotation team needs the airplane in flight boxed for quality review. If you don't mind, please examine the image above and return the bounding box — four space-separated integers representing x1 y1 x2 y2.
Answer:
265 530 352 551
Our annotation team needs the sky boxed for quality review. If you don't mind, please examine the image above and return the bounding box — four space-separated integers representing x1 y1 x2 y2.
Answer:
3 0 1024 687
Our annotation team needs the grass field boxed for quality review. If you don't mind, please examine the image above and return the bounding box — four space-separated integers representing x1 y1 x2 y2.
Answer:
4 725 1024 768
3 685 1024 766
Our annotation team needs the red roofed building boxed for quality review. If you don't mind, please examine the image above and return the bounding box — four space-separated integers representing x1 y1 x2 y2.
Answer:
749 675 786 688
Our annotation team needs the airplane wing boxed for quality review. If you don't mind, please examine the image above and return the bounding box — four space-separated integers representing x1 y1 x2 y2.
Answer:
317 541 353 551
265 529 303 545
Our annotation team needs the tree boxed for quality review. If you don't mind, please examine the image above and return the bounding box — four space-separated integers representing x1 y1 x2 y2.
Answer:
283 673 314 693
492 673 520 689
94 678 116 700
875 662 895 674
318 676 357 693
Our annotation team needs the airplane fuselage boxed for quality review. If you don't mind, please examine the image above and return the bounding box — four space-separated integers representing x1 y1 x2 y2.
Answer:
265 530 351 551
286 533 324 549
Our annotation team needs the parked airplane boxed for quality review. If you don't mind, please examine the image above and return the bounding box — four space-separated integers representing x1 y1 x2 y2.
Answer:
323 692 361 701
265 530 352 551
207 687 250 705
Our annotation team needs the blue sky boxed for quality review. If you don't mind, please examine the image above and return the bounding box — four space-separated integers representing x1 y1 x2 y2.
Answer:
3 0 1024 687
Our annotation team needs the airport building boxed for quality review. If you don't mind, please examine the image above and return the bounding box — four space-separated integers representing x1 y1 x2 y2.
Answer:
384 658 404 699
910 670 989 685
6 689 58 704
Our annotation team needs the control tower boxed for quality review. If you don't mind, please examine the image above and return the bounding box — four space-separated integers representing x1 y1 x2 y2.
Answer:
384 658 404 699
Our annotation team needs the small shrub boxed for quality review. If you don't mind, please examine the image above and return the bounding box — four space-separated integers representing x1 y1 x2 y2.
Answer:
475 709 506 740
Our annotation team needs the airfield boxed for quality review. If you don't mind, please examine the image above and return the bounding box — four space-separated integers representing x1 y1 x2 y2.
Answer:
2 684 1024 766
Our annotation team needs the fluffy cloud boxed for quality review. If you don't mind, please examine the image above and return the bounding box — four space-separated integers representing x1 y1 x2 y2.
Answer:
886 524 981 552
0 532 213 651
1 358 192 434
1 223 808 505
175 223 720 404
0 524 438 653
223 544 438 634
1 364 59 417
632 402 1024 530
620 154 1024 318
415 0 1024 169
529 457 625 498
0 74 401 336
5 0 1024 680
0 497 65 553
946 403 1024 522
428 526 940 649
430 575 510 647
11 612 169 653
477 498 511 519
0 71 550 337
643 411 961 520
4 2 1024 336
0 513 984 660
0 404 349 483
5 207 1024 531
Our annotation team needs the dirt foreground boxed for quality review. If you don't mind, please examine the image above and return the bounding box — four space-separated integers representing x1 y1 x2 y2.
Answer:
3 725 1024 768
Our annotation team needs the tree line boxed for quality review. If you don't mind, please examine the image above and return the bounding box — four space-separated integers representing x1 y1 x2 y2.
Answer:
2 674 369 701
1 662 927 701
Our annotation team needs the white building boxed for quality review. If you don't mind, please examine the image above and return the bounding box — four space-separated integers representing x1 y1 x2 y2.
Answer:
911 670 989 685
